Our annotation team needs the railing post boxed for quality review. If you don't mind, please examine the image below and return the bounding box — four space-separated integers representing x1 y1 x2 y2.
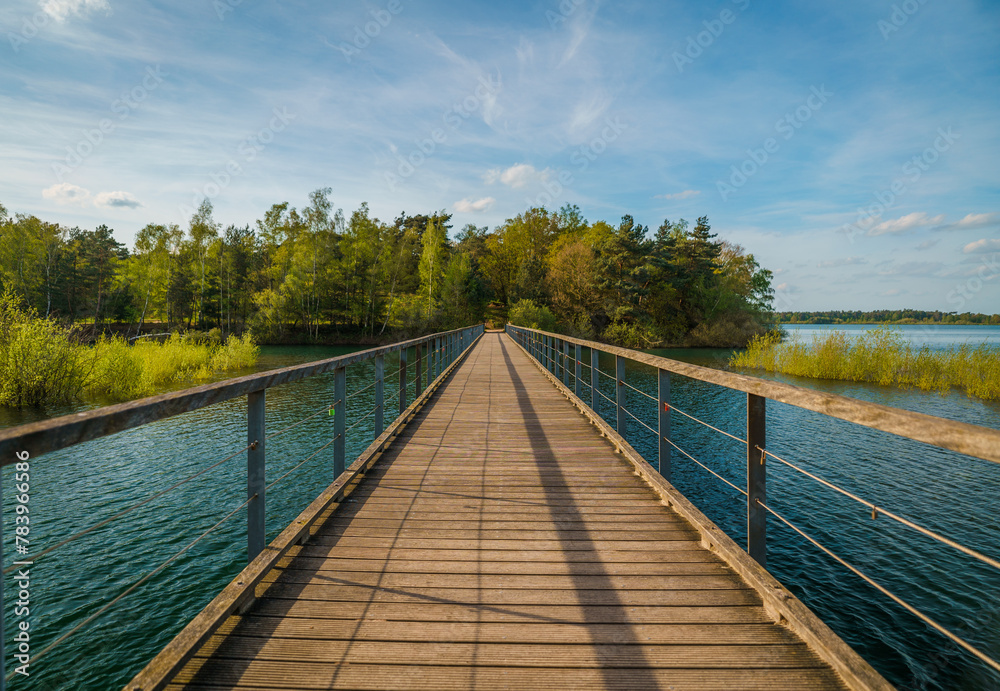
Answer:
747 393 767 567
562 340 570 386
399 347 408 415
333 366 346 476
574 344 582 398
591 347 599 411
616 354 627 436
658 370 671 481
247 389 265 562
414 344 422 397
543 335 549 371
374 354 384 438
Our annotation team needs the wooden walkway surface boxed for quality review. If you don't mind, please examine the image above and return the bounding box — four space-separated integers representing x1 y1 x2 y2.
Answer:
166 333 851 690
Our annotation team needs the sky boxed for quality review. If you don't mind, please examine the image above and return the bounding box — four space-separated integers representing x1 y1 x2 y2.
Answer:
1 0 998 313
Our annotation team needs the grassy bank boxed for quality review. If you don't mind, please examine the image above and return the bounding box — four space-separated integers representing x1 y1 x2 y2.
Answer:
729 326 1000 401
0 292 258 407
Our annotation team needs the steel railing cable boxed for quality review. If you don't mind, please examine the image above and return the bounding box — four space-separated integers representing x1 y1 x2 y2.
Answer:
596 368 617 382
266 399 341 441
9 493 254 679
758 445 1000 574
345 405 379 434
594 387 616 408
346 379 378 401
662 436 747 496
2 441 253 575
621 379 658 403
265 434 340 492
514 327 1000 675
669 403 748 446
756 498 1000 676
621 405 658 437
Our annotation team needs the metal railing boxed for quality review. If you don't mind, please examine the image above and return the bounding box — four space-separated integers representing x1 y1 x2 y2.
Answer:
506 324 1000 678
0 323 485 688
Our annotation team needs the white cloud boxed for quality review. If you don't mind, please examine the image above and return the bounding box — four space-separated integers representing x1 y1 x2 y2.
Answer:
655 190 700 201
962 238 1000 254
868 212 946 236
817 256 868 268
95 190 142 209
882 288 903 297
950 212 1000 230
42 183 91 205
39 0 110 22
453 197 495 213
42 185 141 209
484 163 550 189
916 239 940 251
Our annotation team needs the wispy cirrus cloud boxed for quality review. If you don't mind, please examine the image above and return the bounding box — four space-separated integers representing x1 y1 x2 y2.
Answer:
453 197 495 213
963 238 1000 254
875 261 945 277
655 190 701 201
39 0 110 22
484 163 551 189
818 256 868 268
868 212 946 236
936 212 1000 232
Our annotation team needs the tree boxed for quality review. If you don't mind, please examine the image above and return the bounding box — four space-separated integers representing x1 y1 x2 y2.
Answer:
595 215 652 323
131 223 173 332
418 219 448 321
439 252 476 327
188 199 220 328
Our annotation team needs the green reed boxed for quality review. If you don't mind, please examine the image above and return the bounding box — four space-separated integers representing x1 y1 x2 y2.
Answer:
730 326 1000 401
0 291 259 407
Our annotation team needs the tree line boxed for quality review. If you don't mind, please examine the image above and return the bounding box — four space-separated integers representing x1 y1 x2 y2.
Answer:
0 191 776 347
778 310 1000 325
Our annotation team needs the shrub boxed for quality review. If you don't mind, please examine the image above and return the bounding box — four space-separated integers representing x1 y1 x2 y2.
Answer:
0 291 261 407
508 299 558 332
0 292 87 407
602 320 659 349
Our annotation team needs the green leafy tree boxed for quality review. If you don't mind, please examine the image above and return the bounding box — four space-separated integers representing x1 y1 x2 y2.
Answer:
188 199 220 328
418 219 448 321
595 215 652 323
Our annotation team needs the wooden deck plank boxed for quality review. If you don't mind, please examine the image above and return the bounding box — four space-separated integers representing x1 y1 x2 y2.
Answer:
250 584 762 607
245 600 773 624
156 333 864 690
166 665 846 691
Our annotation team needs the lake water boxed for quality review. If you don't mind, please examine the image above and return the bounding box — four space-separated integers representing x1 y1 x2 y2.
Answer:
781 323 1000 351
2 327 999 689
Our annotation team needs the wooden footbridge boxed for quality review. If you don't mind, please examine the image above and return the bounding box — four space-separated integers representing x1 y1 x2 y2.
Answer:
2 325 999 690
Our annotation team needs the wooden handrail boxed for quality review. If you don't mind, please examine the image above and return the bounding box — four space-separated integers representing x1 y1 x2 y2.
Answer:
505 325 1000 464
0 325 482 465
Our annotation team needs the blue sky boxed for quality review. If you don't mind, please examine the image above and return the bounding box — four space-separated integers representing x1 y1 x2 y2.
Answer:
2 0 998 312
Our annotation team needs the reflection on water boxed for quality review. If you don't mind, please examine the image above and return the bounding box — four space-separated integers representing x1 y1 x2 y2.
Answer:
2 338 999 689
